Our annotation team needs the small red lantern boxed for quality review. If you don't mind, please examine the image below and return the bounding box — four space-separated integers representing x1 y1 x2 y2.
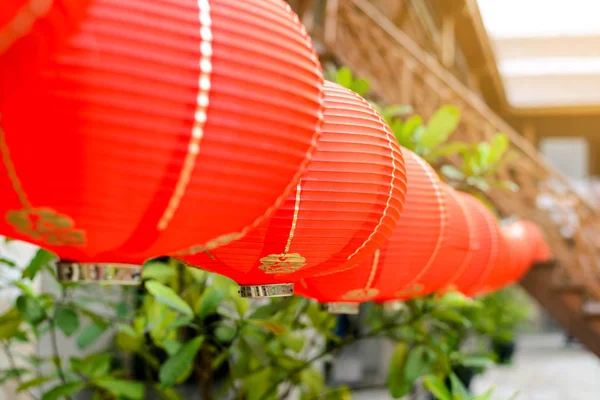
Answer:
450 193 501 295
178 81 408 298
472 221 533 295
0 0 324 280
296 148 444 306
522 221 552 263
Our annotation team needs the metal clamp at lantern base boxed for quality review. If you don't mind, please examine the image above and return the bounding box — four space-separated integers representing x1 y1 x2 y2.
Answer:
56 262 142 285
321 302 360 315
238 283 294 298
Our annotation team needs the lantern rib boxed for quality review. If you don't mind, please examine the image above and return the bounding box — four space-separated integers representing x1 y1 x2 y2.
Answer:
345 113 399 261
0 120 31 209
398 154 447 293
0 0 53 54
157 0 212 231
441 187 475 291
284 183 303 254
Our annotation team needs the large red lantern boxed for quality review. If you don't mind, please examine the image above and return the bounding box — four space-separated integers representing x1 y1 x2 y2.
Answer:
296 148 444 307
177 81 407 298
0 0 324 281
450 193 501 295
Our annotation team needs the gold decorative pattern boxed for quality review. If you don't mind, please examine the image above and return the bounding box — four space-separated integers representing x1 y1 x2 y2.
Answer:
0 0 53 54
258 252 306 274
346 111 399 261
342 288 379 300
7 208 85 246
341 250 381 300
1 118 86 246
157 0 212 230
395 283 425 298
259 183 306 274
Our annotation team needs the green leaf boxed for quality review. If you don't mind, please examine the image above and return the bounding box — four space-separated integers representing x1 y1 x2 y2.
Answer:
165 315 194 331
398 115 424 150
115 328 142 352
145 281 193 316
41 382 85 400
441 165 466 181
438 292 475 308
459 355 494 369
250 320 286 335
350 79 370 96
215 324 236 342
142 261 175 282
425 142 469 162
233 296 250 318
384 104 413 119
55 307 79 336
420 105 461 149
195 288 225 319
474 386 496 400
423 375 451 400
477 142 491 170
162 339 182 356
72 353 112 378
281 333 305 353
488 133 509 165
0 258 16 267
387 342 409 398
159 336 204 388
404 346 429 389
0 368 28 385
247 366 272 400
249 303 281 320
431 309 470 328
335 67 353 89
23 249 56 280
16 295 46 325
76 322 108 349
450 373 470 400
0 308 22 339
13 281 36 297
17 375 55 392
94 378 144 400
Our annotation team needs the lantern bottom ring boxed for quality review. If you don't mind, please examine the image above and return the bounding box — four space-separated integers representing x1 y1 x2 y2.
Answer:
56 262 142 285
238 284 294 298
321 302 360 315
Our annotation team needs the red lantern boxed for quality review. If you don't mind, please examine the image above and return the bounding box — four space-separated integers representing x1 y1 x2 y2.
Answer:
522 221 552 262
0 0 324 277
177 81 407 298
472 221 533 295
296 148 444 305
450 193 501 295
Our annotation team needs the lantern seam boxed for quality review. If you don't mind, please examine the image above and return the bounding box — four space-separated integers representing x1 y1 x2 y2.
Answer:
0 0 53 54
344 111 399 262
157 0 212 231
398 154 447 294
284 183 302 254
173 3 324 253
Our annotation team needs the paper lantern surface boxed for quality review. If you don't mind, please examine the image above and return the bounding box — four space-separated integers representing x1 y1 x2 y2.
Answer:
450 193 500 295
0 0 324 263
178 81 407 288
296 148 444 303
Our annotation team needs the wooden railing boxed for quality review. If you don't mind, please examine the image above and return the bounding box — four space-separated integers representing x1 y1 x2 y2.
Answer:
300 0 600 298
